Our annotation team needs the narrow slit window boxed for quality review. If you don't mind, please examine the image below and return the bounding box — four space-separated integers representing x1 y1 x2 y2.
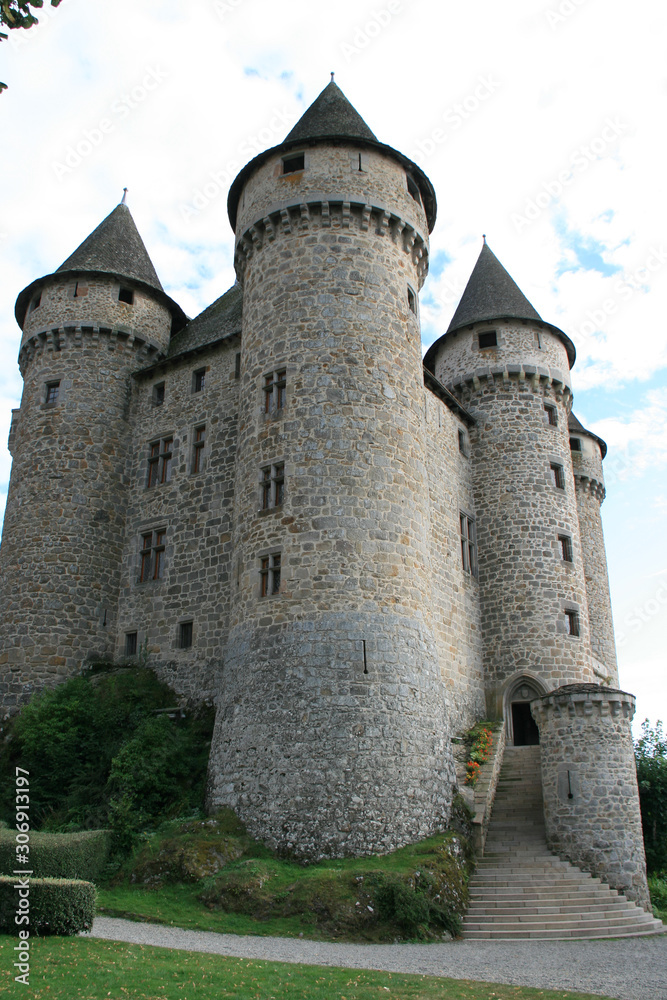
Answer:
458 429 469 456
193 368 206 393
407 287 417 315
460 512 477 576
73 281 88 298
235 352 241 379
192 424 205 474
179 621 193 649
565 609 580 636
545 404 558 427
550 462 565 490
558 534 573 562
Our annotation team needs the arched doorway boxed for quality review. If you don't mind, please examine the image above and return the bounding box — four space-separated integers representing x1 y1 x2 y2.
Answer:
505 677 545 746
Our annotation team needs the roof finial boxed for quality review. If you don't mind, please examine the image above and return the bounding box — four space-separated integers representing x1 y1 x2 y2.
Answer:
330 71 335 83
482 233 486 244
121 187 128 206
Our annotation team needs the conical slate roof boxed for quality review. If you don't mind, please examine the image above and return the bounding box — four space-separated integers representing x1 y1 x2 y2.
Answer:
284 80 377 144
56 203 163 291
15 201 187 332
227 80 437 232
568 412 607 458
447 242 542 334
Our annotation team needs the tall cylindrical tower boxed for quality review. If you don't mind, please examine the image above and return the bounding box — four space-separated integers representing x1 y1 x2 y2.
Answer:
0 202 186 713
208 82 454 859
568 414 618 683
425 244 596 732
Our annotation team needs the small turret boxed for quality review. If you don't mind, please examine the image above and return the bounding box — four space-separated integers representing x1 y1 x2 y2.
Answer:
426 242 594 735
0 199 185 712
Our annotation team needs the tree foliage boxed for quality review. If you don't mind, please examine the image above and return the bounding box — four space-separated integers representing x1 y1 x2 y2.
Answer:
1 0 62 92
635 719 667 875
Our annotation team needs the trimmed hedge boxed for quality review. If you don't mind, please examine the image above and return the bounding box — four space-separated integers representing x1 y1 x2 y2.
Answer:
0 829 110 881
0 876 95 935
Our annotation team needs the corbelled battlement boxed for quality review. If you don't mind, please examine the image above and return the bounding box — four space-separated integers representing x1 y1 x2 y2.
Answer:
18 324 165 375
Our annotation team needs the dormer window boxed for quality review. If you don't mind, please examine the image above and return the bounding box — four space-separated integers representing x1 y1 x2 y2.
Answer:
118 287 134 305
478 330 497 349
406 174 421 205
282 153 304 174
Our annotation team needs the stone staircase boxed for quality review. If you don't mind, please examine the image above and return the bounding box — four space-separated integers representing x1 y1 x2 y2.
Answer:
463 745 664 940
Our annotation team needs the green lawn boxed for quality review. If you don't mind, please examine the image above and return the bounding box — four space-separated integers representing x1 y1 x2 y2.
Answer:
0 935 622 1000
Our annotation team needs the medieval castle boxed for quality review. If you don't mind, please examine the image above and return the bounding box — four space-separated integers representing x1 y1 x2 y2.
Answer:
0 81 651 909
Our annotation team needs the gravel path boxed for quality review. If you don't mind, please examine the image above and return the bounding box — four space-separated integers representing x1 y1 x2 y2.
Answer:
87 917 667 1000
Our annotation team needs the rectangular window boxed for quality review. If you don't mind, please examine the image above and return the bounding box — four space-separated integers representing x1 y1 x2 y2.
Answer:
192 424 206 473
147 437 173 487
260 552 281 597
558 534 573 562
45 380 60 405
193 367 206 393
569 437 581 452
125 632 137 656
565 609 580 636
152 382 165 406
235 352 241 379
407 287 417 314
139 529 166 582
263 369 286 413
545 404 558 426
260 462 285 509
460 512 477 576
179 621 193 649
73 281 88 298
478 330 497 349
458 428 468 456
118 287 134 305
29 293 41 313
282 153 304 174
550 462 565 490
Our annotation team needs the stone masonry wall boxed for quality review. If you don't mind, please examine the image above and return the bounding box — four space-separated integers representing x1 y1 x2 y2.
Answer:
571 437 618 683
424 388 485 730
115 337 240 705
0 313 168 712
208 143 455 859
532 684 650 910
432 321 594 719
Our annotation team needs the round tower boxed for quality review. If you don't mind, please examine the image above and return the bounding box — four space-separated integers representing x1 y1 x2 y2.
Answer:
425 244 596 738
568 414 618 683
207 81 453 858
531 684 650 910
0 200 186 713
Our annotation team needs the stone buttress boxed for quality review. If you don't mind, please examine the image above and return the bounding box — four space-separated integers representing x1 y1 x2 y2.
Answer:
207 82 455 859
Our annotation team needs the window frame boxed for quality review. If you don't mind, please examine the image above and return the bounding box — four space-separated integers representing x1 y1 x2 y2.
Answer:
263 368 287 414
260 462 285 510
569 437 582 452
550 462 565 490
124 632 138 656
118 286 134 305
260 552 282 597
478 330 498 350
139 528 166 583
282 152 305 174
558 533 573 562
460 511 478 577
152 382 165 406
147 437 173 487
192 424 206 474
544 403 558 427
192 367 206 393
179 621 193 649
45 380 60 406
565 609 580 637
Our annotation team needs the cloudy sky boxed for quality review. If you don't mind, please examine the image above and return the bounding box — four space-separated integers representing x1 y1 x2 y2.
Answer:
1 0 665 733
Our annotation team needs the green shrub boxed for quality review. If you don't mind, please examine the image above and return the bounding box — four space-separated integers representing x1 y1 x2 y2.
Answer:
635 720 667 874
0 829 109 880
0 668 214 848
0 876 95 935
648 875 667 917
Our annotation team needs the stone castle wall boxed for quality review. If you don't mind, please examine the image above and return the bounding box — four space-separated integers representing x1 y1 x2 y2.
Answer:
532 684 650 910
431 321 594 717
571 437 618 683
207 143 456 859
114 337 240 705
424 387 485 729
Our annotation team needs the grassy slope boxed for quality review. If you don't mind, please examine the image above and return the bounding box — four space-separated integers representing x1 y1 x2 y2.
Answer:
0 936 623 1000
97 815 471 943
